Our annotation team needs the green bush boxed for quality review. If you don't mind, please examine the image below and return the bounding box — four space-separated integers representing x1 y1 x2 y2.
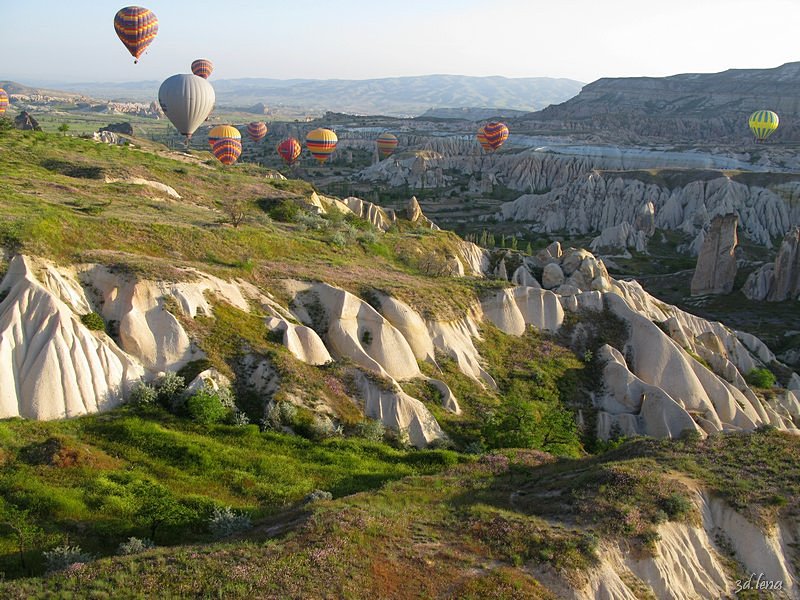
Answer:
156 372 186 409
129 381 158 405
43 545 93 572
745 367 777 389
265 199 300 222
80 311 105 331
186 386 230 425
353 419 385 442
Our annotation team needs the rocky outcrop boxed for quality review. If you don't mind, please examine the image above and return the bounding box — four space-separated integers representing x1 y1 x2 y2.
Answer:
499 173 800 249
481 287 564 335
104 176 181 199
743 226 800 301
265 317 332 366
0 256 143 419
14 111 41 131
690 213 738 296
340 196 396 231
590 221 648 254
455 240 490 277
405 196 440 230
99 122 134 136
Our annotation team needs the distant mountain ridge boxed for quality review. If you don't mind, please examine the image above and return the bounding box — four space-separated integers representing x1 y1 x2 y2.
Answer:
523 62 800 143
41 74 584 117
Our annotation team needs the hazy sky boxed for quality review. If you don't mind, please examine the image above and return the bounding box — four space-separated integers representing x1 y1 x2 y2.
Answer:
2 0 799 84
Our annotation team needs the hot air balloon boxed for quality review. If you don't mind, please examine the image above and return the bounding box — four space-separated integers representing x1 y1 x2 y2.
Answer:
191 59 213 79
476 128 493 152
478 122 509 152
0 89 8 116
376 132 398 159
114 6 159 63
212 138 242 165
208 124 241 147
305 128 338 164
158 74 215 141
748 110 779 142
247 122 268 143
277 138 302 165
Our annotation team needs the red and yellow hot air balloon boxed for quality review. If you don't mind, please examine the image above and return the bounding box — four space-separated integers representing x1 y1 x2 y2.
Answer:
305 128 338 164
191 59 214 79
212 138 242 165
0 89 8 116
113 6 159 63
376 132 399 159
208 124 240 147
476 128 492 152
478 122 509 152
277 137 302 165
246 121 268 143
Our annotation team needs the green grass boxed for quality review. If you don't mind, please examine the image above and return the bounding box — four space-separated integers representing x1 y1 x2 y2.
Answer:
3 429 797 597
0 407 463 579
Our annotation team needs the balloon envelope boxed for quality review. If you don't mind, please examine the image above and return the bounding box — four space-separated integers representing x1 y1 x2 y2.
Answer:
748 110 779 141
0 89 8 116
376 132 398 158
208 124 241 147
114 6 159 62
476 128 492 152
246 121 268 143
277 138 302 165
212 138 242 165
191 59 213 79
158 74 216 139
479 122 509 151
305 128 338 163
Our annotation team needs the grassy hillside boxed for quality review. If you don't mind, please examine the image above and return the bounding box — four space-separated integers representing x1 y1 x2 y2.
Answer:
1 428 797 597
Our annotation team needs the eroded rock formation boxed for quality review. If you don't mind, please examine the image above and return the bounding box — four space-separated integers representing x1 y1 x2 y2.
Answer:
690 214 738 296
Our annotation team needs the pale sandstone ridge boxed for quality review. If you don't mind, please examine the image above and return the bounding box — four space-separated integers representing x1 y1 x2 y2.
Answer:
743 226 800 301
0 256 143 420
570 489 797 600
104 176 181 199
690 213 739 296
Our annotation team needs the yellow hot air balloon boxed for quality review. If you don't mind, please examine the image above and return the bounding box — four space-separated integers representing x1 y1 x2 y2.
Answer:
376 132 399 158
208 124 241 147
748 110 779 142
305 128 338 164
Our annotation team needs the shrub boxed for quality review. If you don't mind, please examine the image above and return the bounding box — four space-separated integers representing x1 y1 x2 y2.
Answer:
156 372 185 408
263 401 297 430
208 506 251 539
309 414 341 439
129 381 157 405
80 311 105 331
660 492 693 520
230 409 250 427
186 385 230 425
266 199 300 222
745 367 777 389
116 537 155 555
303 489 333 504
43 544 93 573
353 419 385 442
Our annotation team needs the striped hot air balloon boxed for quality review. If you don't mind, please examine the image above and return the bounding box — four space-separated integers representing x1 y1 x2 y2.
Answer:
476 127 493 152
114 6 159 63
376 132 399 158
208 124 241 147
0 89 8 116
277 138 302 165
748 110 779 142
305 128 338 164
212 138 242 165
479 122 509 151
191 59 214 79
246 121 268 143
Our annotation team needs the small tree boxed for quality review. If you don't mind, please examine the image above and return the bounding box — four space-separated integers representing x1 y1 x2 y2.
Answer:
220 197 247 228
1 506 46 574
132 481 191 542
57 123 70 135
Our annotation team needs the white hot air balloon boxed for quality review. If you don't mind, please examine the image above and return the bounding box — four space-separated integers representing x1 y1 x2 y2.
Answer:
158 74 215 141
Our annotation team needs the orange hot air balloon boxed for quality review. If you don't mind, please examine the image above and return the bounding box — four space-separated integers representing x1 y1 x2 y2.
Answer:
305 128 338 164
376 132 398 158
277 137 302 165
479 122 509 152
476 127 493 152
114 6 159 63
191 59 214 79
0 88 8 115
208 124 241 147
212 138 242 165
246 121 268 143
